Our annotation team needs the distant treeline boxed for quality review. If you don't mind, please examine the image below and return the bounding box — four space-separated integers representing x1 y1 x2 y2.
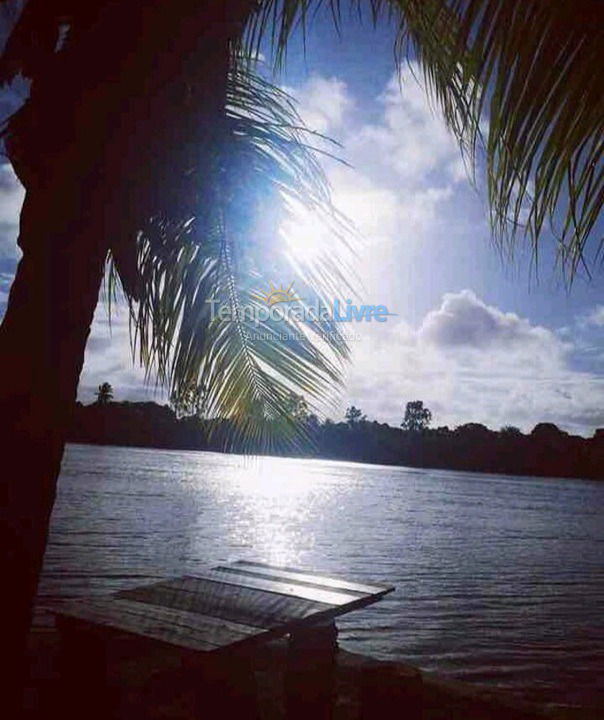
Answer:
67 399 604 480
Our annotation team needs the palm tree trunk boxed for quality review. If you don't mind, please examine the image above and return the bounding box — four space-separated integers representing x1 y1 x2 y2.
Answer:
0 2 257 712
0 174 109 712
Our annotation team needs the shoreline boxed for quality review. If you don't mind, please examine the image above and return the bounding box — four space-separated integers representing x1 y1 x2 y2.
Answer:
66 400 604 482
26 624 601 719
67 440 603 484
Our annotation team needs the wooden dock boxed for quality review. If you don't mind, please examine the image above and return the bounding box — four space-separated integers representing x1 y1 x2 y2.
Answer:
45 561 393 719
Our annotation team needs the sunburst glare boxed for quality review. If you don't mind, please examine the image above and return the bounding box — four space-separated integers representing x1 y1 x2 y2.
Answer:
224 456 331 565
282 205 330 263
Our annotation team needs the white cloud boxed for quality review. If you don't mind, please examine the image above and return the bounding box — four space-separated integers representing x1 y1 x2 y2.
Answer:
0 163 24 259
418 289 565 357
271 71 604 436
350 69 465 187
586 305 604 327
288 75 353 135
288 65 468 309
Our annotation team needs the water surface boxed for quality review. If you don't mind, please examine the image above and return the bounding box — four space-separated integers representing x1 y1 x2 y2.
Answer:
40 444 604 707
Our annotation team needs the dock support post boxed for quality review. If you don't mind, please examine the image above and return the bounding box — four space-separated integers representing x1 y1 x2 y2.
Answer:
285 619 338 720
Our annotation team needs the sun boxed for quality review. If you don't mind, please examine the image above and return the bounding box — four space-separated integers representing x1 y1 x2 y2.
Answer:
281 207 328 263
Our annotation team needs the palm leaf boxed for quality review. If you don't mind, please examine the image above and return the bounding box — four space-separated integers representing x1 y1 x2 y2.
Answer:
110 61 356 452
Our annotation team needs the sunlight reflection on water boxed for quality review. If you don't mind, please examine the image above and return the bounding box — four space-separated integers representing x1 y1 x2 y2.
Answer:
191 455 347 566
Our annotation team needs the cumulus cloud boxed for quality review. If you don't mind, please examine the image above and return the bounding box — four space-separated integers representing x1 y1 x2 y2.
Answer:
291 64 464 240
349 69 465 187
0 278 11 320
288 64 470 313
419 289 564 356
283 70 604 436
288 75 353 135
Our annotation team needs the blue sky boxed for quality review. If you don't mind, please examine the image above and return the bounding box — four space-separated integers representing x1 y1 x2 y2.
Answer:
0 8 603 435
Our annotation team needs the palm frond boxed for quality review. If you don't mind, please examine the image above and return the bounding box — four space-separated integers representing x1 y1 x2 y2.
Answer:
110 61 356 452
247 0 604 279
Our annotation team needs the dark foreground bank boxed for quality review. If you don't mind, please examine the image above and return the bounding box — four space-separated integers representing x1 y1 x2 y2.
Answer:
25 624 600 719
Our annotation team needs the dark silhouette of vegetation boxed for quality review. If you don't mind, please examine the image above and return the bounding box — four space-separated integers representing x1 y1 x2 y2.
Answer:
67 396 604 481
345 405 366 426
500 425 522 436
95 382 113 405
401 400 432 433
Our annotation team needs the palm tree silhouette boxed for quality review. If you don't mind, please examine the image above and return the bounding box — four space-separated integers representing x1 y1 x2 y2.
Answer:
95 382 114 405
0 1 602 708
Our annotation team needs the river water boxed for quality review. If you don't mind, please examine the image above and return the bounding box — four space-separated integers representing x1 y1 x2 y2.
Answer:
38 444 604 708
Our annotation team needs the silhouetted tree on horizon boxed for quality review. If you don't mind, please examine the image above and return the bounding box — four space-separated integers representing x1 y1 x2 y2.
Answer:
95 382 114 405
66 396 604 480
345 405 366 426
501 425 523 436
402 400 432 433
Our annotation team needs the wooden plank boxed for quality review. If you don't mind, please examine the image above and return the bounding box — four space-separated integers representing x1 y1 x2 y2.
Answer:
47 563 395 659
196 568 361 606
232 560 394 593
48 597 264 653
120 574 393 633
213 566 367 598
117 576 335 630
224 561 394 597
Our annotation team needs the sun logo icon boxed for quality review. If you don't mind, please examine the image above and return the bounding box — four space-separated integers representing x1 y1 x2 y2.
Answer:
252 281 302 307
